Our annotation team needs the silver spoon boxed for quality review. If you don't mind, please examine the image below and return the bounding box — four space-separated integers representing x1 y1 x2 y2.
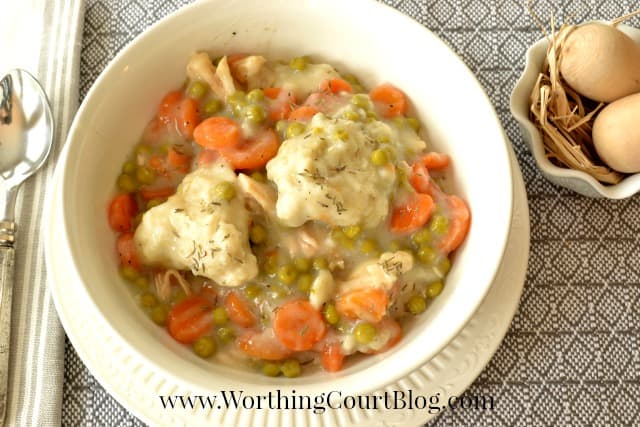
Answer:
0 69 53 424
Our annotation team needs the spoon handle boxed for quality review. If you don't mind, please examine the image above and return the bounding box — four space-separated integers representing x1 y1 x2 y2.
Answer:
0 222 15 425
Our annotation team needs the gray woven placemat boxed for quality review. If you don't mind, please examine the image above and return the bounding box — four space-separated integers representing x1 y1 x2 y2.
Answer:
63 1 640 426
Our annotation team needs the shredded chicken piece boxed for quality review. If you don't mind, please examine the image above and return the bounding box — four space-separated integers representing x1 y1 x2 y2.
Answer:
237 174 277 215
186 52 225 99
154 269 193 302
229 55 275 89
215 56 236 97
337 251 414 295
309 269 335 309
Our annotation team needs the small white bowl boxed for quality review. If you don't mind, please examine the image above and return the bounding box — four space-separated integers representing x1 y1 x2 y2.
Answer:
56 0 513 397
510 23 640 198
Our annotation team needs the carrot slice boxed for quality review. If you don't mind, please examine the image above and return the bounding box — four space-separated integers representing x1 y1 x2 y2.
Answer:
321 343 345 372
217 128 279 170
157 91 201 139
320 78 353 94
369 83 408 118
335 288 388 323
167 147 192 173
225 291 256 328
116 232 140 270
148 155 165 173
263 87 281 99
422 152 450 170
288 105 319 121
175 98 200 139
167 295 215 344
193 117 242 149
409 161 431 194
389 193 435 234
158 91 182 125
108 193 137 233
437 195 471 254
140 187 175 200
236 330 293 361
273 300 326 351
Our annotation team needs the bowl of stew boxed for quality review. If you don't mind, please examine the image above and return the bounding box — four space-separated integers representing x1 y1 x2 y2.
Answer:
56 0 513 396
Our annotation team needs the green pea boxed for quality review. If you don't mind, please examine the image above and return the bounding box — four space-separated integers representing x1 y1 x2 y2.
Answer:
436 258 451 275
359 238 378 255
262 362 281 377
277 264 298 285
333 128 349 141
204 98 222 115
392 116 406 128
412 229 431 245
227 90 246 105
119 266 139 282
375 134 390 144
250 224 267 245
275 120 288 137
250 171 267 182
323 303 339 325
212 307 228 325
417 246 437 264
407 117 420 132
286 122 306 139
245 283 263 298
289 56 308 71
297 274 313 293
366 111 379 122
342 225 361 239
244 104 265 124
407 294 427 314
342 110 360 121
136 166 156 185
247 88 265 103
313 257 329 270
281 359 301 378
217 326 235 343
426 281 444 298
351 94 370 109
133 276 149 290
193 336 217 358
146 198 164 210
150 305 168 325
188 81 208 99
140 292 157 308
370 149 388 166
353 322 377 344
135 144 152 156
158 144 171 155
294 258 311 272
215 181 236 201
429 215 449 234
122 161 136 175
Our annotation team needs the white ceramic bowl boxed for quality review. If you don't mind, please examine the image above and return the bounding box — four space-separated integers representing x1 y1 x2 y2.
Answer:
56 0 512 396
511 23 640 198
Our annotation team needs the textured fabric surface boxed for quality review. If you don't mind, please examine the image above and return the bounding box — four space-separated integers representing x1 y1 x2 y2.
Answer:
63 0 640 426
0 1 85 426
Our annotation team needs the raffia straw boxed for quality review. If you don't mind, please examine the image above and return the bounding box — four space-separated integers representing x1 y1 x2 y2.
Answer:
527 7 628 185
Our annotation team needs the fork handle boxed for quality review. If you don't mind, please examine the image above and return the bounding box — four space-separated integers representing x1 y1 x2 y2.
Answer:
0 221 16 425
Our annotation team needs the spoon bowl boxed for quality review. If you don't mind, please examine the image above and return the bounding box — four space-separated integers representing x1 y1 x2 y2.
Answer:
0 68 53 425
0 69 54 216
